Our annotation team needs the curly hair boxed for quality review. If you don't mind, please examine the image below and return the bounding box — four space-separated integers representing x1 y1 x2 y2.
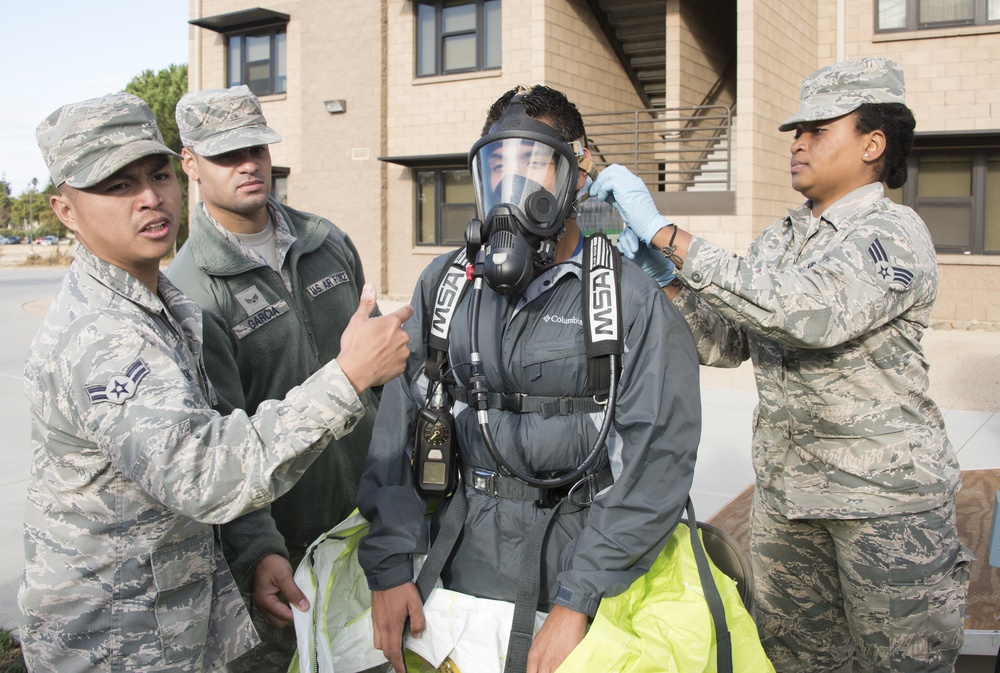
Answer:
481 84 587 144
854 102 916 189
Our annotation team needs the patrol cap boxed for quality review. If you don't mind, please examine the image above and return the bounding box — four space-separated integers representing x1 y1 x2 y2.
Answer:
175 85 281 157
36 93 178 189
779 57 906 132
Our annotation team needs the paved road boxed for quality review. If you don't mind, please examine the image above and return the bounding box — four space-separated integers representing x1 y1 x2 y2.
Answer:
0 268 68 633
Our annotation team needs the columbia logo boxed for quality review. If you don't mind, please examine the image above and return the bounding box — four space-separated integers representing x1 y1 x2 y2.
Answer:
543 314 583 326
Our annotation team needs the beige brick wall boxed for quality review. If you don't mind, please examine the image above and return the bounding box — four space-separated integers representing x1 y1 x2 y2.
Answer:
190 0 387 292
189 0 999 323
937 260 1000 326
383 0 644 298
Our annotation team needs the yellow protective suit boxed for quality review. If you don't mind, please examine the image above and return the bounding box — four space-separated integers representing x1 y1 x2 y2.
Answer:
290 512 774 673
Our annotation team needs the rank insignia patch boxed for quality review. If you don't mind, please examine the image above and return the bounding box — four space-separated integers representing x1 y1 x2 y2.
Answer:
867 236 914 289
87 359 149 404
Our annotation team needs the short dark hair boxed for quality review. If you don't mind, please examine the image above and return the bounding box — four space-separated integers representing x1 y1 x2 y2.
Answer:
481 85 586 144
854 102 915 190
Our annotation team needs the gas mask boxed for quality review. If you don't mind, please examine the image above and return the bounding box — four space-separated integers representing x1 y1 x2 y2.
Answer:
467 95 579 296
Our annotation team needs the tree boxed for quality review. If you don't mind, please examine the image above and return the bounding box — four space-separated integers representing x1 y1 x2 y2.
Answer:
125 64 189 248
0 175 11 228
10 178 62 237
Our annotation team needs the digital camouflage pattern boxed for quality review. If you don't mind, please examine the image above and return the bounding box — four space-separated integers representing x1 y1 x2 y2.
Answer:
175 85 282 157
36 92 178 188
674 182 960 518
779 56 906 131
750 491 970 672
672 182 969 671
20 247 366 672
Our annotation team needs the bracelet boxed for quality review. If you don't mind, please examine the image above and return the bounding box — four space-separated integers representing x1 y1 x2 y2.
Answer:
658 224 683 269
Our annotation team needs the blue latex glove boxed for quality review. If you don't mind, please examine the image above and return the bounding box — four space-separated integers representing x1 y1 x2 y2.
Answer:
617 227 676 287
590 164 672 244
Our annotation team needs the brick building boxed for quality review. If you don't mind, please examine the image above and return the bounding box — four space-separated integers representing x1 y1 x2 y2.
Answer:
186 0 1000 325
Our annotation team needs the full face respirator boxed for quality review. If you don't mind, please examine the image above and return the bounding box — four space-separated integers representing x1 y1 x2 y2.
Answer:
466 95 579 296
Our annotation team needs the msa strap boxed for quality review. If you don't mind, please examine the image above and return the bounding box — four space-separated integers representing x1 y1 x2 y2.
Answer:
424 235 622 394
425 248 470 383
582 232 623 398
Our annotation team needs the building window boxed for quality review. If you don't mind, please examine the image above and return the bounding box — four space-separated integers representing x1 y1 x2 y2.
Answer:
272 167 289 205
416 0 501 77
416 169 476 245
228 26 287 96
886 145 1000 254
876 0 1000 31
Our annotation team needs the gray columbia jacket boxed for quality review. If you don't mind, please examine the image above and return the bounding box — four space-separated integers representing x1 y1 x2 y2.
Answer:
357 240 701 617
167 198 377 588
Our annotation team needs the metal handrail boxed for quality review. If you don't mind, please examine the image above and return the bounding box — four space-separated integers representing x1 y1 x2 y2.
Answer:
582 105 733 192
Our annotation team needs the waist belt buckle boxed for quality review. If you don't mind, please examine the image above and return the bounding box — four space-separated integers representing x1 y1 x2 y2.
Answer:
471 468 499 497
567 474 599 507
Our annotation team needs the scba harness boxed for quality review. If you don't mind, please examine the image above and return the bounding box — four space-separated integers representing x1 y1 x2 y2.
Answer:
412 233 627 673
413 232 622 501
408 233 739 673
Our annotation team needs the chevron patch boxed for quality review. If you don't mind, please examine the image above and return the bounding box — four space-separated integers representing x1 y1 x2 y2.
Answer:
87 359 149 405
867 236 914 289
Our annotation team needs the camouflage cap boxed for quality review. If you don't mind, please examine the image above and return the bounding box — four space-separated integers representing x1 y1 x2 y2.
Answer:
175 85 281 156
36 93 178 189
779 57 906 132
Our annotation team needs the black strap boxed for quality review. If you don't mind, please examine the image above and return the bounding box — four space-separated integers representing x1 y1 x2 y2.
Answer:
425 247 470 383
581 233 623 398
452 388 604 418
503 499 568 673
686 498 733 673
414 484 468 603
463 465 615 503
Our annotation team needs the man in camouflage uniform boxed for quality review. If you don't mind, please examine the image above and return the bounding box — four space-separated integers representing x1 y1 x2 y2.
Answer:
590 57 970 672
19 92 412 673
167 86 379 673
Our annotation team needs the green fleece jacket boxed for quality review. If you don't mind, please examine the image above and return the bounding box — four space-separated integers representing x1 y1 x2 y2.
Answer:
167 198 378 589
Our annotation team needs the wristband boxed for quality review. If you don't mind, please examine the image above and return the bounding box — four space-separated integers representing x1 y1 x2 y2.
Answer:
658 224 683 269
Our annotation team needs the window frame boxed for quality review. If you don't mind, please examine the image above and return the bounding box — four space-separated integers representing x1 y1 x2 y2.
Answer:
893 139 1000 255
415 0 501 77
875 0 1000 33
226 23 288 96
415 166 476 247
271 166 290 206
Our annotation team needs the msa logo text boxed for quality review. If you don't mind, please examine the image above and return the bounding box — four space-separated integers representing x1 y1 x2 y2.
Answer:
588 268 618 342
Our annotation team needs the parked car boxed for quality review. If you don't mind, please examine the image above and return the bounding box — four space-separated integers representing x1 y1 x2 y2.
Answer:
37 235 59 246
7 235 22 244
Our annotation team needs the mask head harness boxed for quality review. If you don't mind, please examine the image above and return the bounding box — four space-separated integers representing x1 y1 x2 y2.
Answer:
467 94 579 296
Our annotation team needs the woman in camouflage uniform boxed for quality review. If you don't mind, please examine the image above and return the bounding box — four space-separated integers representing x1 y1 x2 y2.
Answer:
590 57 971 673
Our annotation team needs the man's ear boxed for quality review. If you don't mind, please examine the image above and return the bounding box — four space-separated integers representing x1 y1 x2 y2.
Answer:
180 148 199 181
49 192 78 233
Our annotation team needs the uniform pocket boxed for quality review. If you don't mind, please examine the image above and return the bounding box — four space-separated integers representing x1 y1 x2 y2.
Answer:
151 534 214 663
886 544 972 666
794 402 915 487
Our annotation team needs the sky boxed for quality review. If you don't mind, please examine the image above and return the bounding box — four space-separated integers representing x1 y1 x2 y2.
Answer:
1 2 190 196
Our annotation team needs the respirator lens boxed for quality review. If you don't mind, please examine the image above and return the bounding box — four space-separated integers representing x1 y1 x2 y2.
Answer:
472 138 575 237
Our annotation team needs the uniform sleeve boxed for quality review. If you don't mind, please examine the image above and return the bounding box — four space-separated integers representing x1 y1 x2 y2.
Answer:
65 313 366 525
356 261 444 590
554 270 702 616
671 284 750 368
192 308 290 587
677 211 934 349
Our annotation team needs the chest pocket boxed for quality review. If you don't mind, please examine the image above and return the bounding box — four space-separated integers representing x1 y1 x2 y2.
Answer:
225 281 293 341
